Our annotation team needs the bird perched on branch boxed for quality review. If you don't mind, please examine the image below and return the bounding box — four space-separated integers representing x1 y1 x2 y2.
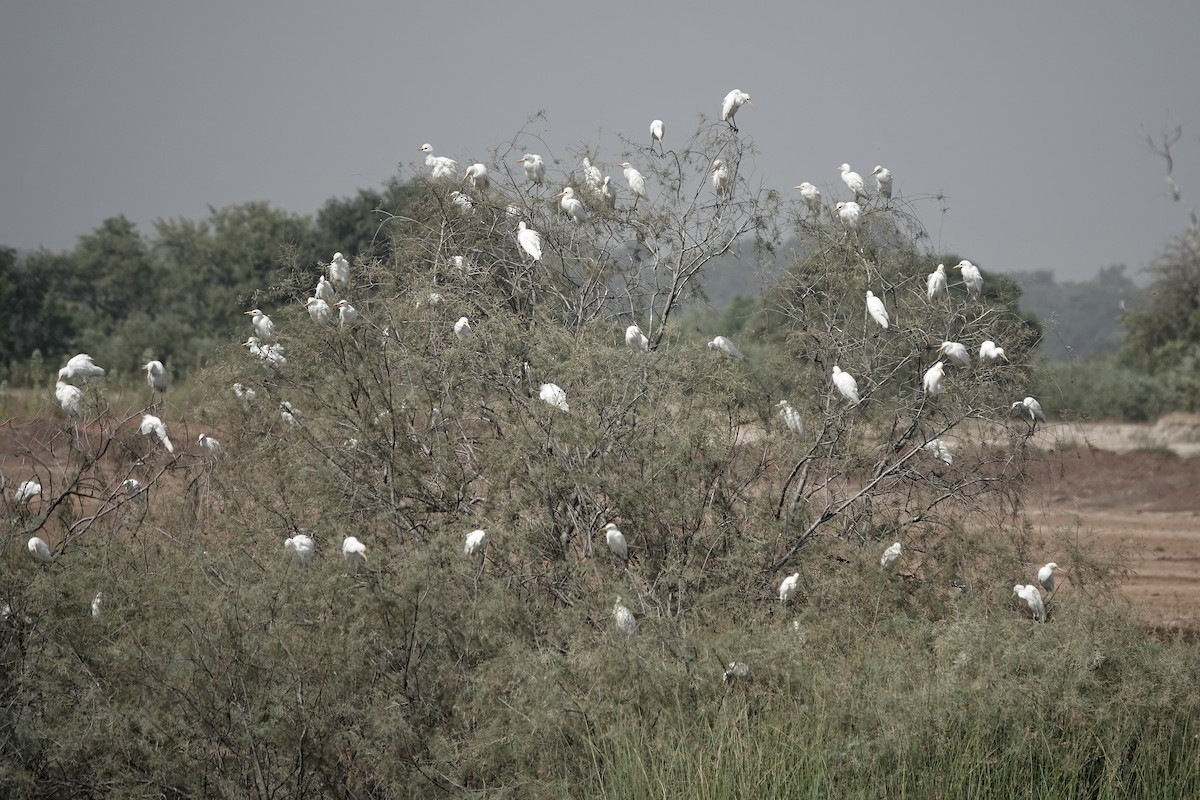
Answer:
245 309 275 341
315 275 334 303
872 165 893 201
838 163 867 202
197 433 221 458
926 264 948 301
581 157 603 196
139 414 174 453
517 153 545 185
306 296 333 324
650 119 664 151
625 325 649 353
866 291 889 329
539 383 569 412
955 260 983 298
613 598 637 635
27 536 53 564
285 534 315 565
328 252 350 292
938 341 970 368
599 522 628 560
58 353 105 382
517 221 543 262
55 381 84 418
557 187 588 223
836 201 862 232
979 340 1008 363
795 182 821 215
923 361 946 396
454 317 472 341
779 572 800 603
776 400 804 435
1038 562 1060 592
708 336 744 359
831 366 861 405
600 176 617 210
464 528 487 558
419 143 457 181
721 89 752 131
711 159 730 197
341 536 367 568
463 163 489 191
336 299 359 328
617 162 647 203
144 360 168 395
923 438 953 465
1013 584 1046 622
1011 396 1046 423
881 541 902 569
14 480 41 505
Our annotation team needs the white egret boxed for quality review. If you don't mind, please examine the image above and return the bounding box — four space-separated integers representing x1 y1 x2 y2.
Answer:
464 528 487 558
283 534 314 565
1013 584 1046 622
197 433 221 458
280 401 301 427
1038 562 1060 592
625 325 649 353
139 414 174 453
449 191 475 215
955 260 983 298
923 361 946 396
91 592 103 618
315 275 334 303
779 572 800 603
263 342 286 368
14 480 41 504
463 162 489 191
836 201 862 232
341 535 368 567
329 252 350 291
617 162 647 203
979 340 1008 362
872 165 893 201
306 296 333 324
58 353 105 382
923 438 953 465
938 341 970 368
711 159 730 197
454 316 472 340
144 360 168 394
926 264 948 301
581 157 603 195
795 182 822 214
233 383 256 402
27 536 53 564
866 291 889 329
245 309 275 341
539 383 570 412
721 89 752 131
55 381 84 418
517 221 543 261
707 335 744 359
122 478 147 502
776 400 804 435
558 187 588 223
517 153 545 185
613 598 637 635
650 118 664 150
600 175 617 210
600 522 628 560
1012 396 1046 423
419 143 458 181
881 541 902 569
831 365 861 405
723 661 752 684
838 163 867 201
336 299 359 328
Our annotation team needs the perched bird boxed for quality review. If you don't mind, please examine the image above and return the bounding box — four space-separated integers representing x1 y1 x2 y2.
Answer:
517 221 543 261
306 296 333 324
245 309 275 341
836 201 862 232
955 260 983 298
27 536 53 564
336 299 359 328
464 528 487 558
923 438 953 465
315 275 335 303
838 163 867 201
463 162 489 191
539 383 570 413
617 162 647 202
58 353 105 382
650 118 664 150
558 187 588 223
122 478 147 502
926 264 948 301
600 176 617 210
328 252 350 291
197 433 221 458
722 661 752 684
831 365 861 405
454 316 472 340
721 89 752 131
341 536 368 567
613 598 637 635
979 340 1008 363
91 592 103 618
872 165 893 201
625 325 649 353
711 159 730 197
865 291 889 329
1012 396 1046 423
581 157 603 195
707 335 744 359
938 341 971 368
1013 584 1046 622
55 381 85 418
139 414 174 453
144 360 168 394
779 572 800 603
776 400 804 435
279 401 301 427
1038 562 1060 592
517 153 545 185
881 541 902 569
419 143 458 181
795 182 822 214
450 191 474 215
923 361 946 396
600 522 628 560
232 383 256 402
14 479 41 504
285 534 315 565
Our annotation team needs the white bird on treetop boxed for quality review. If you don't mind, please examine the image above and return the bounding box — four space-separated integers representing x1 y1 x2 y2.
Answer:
454 316 472 340
723 661 752 684
517 153 545 185
14 480 41 504
711 159 730 197
938 341 971 368
1038 562 1060 592
557 187 588 223
28 536 52 564
600 522 628 560
881 541 902 569
1012 396 1046 423
315 275 334 303
617 162 647 202
91 592 103 618
329 252 350 291
866 291 889 329
464 528 487 558
613 598 637 635
721 89 752 131
539 383 569 412
419 143 458 181
838 163 867 201
463 162 489 191
279 401 301 427
1013 583 1046 622
708 335 744 359
197 433 221 458
779 572 800 603
872 165 893 200
926 264 948 301
625 325 649 353
836 201 862 232
923 438 953 465
517 221 543 261
600 176 617 210
139 414 174 453
233 382 256 402
306 296 333 324
831 365 861 405
795 182 821 215
650 118 665 151
245 309 275 341
979 340 1008 362
58 353 105 382
581 157 603 195
285 534 315 565
923 361 946 396
955 260 983 298
342 536 367 567
776 400 804 435
336 299 358 328
450 191 474 215
55 381 84 418
144 360 167 394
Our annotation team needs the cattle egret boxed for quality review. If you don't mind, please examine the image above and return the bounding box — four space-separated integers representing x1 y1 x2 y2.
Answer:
139 414 174 453
55 381 84 418
14 480 41 504
450 191 474 215
91 592 103 618
955 260 983 298
454 316 472 340
779 572 800 603
517 221 543 261
650 119 664 150
600 522 628 560
866 291 889 329
539 383 569 412
581 157 603 195
923 438 953 465
617 163 647 202
306 296 333 324
723 662 752 684
329 252 350 291
795 182 822 214
938 341 970 368
558 187 588 222
197 433 221 458
342 536 367 567
881 541 902 569
464 528 487 558
245 309 275 341
625 325 649 353
708 335 744 359
419 143 458 181
872 165 893 200
836 201 862 232
58 354 106 382
1038 562 1060 592
517 153 545 185
831 365 861 405
233 383 256 402
979 340 1008 362
1013 584 1046 622
336 299 359 328
721 89 752 131
28 537 53 564
613 598 637 635
923 361 946 396
315 275 334 303
279 401 301 427
600 176 617 210
463 162 489 190
1012 396 1046 423
711 159 730 197
926 264 948 300
838 163 867 201
776 400 804 435
144 360 168 394
285 534 315 565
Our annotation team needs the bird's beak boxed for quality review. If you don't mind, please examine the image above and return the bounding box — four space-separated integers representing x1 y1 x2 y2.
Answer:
746 99 753 105
244 310 255 315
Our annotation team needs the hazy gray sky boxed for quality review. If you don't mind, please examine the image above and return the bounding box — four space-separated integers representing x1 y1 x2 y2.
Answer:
3 1 1198 281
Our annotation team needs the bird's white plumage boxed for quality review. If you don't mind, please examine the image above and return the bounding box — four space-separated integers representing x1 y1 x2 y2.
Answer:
795 182 821 214
27 536 52 564
463 162 489 190
776 400 804 435
122 478 146 502
55 381 84 418
872 165 893 200
721 89 752 128
613 598 637 635
197 433 221 457
420 143 458 181
923 361 946 396
450 191 474 215
955 260 983 298
711 159 730 197
831 366 861 405
144 360 168 394
1012 396 1046 422
328 252 350 291
938 341 970 368
600 176 617 210
625 325 649 353
881 541 902 569
779 572 800 603
1013 584 1046 622
341 536 367 566
245 309 275 341
600 522 627 560
838 163 866 200
923 438 953 465
518 153 545 185
581 158 603 195
617 163 646 200
285 534 315 565
650 119 664 147
707 336 744 359
836 201 861 231
279 401 300 427
454 316 472 340
58 354 105 382
539 383 569 412
865 291 889 329
315 275 334 303
517 221 543 261
139 414 174 453
233 382 256 402
336 299 358 328
14 480 41 504
558 187 588 223
979 340 1007 362
91 592 103 618
306 296 333 324
927 264 948 301
464 528 487 558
